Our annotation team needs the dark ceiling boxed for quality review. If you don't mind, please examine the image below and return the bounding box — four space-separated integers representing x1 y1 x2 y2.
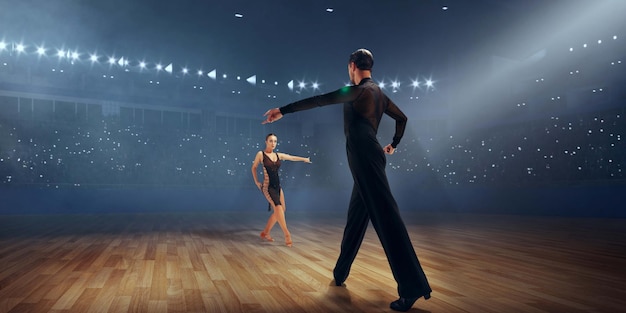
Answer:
1 0 623 85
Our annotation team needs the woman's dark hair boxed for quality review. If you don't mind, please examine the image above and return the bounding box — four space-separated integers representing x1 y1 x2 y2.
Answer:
265 133 277 141
348 48 374 70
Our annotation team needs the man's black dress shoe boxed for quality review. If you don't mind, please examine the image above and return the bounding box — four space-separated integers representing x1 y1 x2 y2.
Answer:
389 293 430 312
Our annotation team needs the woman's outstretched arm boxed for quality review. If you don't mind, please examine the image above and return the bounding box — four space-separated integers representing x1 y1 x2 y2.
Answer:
277 153 311 163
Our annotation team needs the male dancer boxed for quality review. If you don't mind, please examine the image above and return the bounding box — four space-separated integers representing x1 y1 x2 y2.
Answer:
263 49 431 311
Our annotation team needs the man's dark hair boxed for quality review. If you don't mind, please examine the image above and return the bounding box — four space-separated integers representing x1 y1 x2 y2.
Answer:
349 49 374 70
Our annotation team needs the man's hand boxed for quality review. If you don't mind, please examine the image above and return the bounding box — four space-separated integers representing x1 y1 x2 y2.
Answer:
383 144 395 155
262 108 283 124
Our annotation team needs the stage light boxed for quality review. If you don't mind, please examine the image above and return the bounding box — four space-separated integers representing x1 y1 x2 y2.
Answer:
598 39 602 44
569 47 574 52
108 57 116 65
583 43 587 48
89 53 99 63
614 35 617 40
391 81 400 89
379 81 386 89
411 79 420 88
182 67 189 74
326 8 334 12
207 69 216 79
197 70 203 76
71 51 80 60
274 81 278 86
0 41 6 51
57 49 66 58
235 13 243 18
442 6 448 10
425 79 434 88
165 63 173 73
156 64 163 71
15 44 25 53
36 46 46 56
247 75 256 85
288 80 294 90
312 82 319 90
298 81 306 89
139 61 147 69
222 73 227 79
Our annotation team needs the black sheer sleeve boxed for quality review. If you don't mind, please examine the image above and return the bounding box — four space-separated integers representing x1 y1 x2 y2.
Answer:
279 86 361 115
385 97 408 148
279 82 407 148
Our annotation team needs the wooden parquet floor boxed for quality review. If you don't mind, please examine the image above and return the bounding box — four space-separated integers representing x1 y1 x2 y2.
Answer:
0 210 625 313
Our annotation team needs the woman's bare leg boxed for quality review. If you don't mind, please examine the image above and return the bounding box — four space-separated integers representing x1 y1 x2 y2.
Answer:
262 209 278 238
273 205 291 246
274 190 291 246
261 189 290 246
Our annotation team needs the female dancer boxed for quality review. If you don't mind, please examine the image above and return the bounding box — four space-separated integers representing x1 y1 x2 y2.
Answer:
251 133 311 247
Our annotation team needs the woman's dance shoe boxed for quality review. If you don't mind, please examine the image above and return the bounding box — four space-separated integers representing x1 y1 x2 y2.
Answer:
285 235 293 247
389 293 430 312
260 232 274 242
